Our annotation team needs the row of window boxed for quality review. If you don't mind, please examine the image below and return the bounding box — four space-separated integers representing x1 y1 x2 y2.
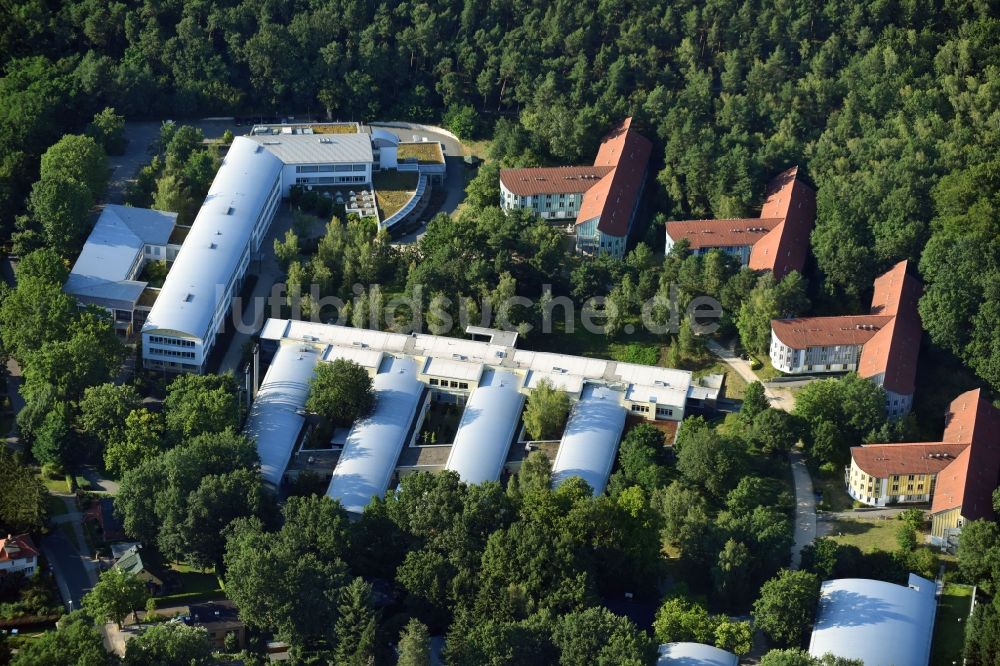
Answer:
295 176 367 185
429 378 470 390
295 164 367 173
149 346 196 359
148 336 195 348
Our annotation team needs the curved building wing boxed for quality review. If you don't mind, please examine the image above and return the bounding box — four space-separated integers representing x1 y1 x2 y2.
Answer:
245 343 321 487
142 137 283 371
656 642 737 666
552 385 626 495
326 356 424 513
445 369 524 484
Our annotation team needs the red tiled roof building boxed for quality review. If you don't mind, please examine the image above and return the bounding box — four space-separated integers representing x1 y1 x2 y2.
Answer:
770 260 922 418
664 167 817 280
846 389 1000 547
499 118 652 258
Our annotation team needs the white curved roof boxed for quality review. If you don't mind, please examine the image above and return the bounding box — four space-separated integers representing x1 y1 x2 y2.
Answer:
142 137 283 339
245 343 320 487
809 573 936 666
657 643 737 666
552 385 626 495
445 369 524 484
370 128 400 147
326 356 423 513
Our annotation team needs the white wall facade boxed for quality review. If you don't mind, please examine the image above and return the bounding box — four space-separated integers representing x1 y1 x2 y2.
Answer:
283 162 371 196
769 332 863 374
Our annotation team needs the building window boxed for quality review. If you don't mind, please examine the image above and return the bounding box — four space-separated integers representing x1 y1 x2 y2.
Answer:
429 378 439 386
458 382 468 390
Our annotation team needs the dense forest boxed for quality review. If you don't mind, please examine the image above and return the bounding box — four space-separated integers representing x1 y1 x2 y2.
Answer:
1 0 998 389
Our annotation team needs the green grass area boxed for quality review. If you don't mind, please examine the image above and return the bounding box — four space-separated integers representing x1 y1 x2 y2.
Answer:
609 342 660 365
155 564 225 608
311 123 357 134
690 358 749 399
824 517 903 552
418 401 463 445
397 142 444 164
811 468 855 512
372 170 419 219
931 583 973 665
44 494 69 518
39 474 71 494
752 354 783 381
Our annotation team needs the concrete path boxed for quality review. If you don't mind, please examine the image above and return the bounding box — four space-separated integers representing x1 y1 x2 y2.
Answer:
3 358 24 451
706 340 795 412
789 450 817 569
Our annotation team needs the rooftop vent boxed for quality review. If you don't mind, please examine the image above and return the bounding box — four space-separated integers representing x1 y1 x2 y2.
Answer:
184 293 194 302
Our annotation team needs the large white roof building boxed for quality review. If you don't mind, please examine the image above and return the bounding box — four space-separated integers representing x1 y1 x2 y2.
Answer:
245 319 702 506
808 573 937 666
141 137 283 372
656 643 738 666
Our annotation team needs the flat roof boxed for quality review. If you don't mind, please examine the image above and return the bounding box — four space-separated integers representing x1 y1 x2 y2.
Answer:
262 320 693 409
657 642 737 666
445 369 524 484
422 357 483 382
808 574 936 666
65 205 177 306
143 137 284 340
551 385 626 495
249 133 373 165
245 342 321 487
326 356 424 513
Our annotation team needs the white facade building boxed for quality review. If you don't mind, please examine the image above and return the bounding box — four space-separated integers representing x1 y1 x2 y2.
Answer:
141 138 283 372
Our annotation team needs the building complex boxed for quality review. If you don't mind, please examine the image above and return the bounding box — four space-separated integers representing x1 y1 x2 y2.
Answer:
808 573 936 666
770 260 922 418
245 319 721 512
63 204 180 336
140 123 446 373
847 388 1000 545
656 642 738 666
500 118 652 258
664 167 816 279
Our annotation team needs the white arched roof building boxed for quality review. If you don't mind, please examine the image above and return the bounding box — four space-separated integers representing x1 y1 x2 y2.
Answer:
808 573 936 666
245 343 321 487
142 137 283 372
445 369 525 484
326 355 424 513
656 642 738 666
551 384 627 495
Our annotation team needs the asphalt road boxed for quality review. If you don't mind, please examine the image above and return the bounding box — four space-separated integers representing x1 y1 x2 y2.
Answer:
41 529 93 611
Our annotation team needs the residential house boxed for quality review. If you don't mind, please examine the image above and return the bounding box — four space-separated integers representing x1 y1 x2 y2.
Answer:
184 601 246 650
770 260 922 417
664 167 816 279
113 545 164 594
0 534 39 577
846 389 1000 539
500 118 652 258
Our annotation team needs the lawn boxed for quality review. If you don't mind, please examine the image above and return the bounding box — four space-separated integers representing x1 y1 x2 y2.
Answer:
44 494 69 518
752 354 783 381
397 142 444 163
824 517 906 552
38 473 71 494
154 563 225 608
690 359 749 399
931 583 973 665
811 467 855 512
372 170 419 219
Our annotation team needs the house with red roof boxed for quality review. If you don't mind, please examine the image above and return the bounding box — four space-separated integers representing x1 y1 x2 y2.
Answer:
664 167 816 279
499 118 652 258
846 390 1000 546
769 260 922 418
0 533 40 578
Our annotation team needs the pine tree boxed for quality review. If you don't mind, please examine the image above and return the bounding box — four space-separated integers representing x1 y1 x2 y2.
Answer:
397 618 431 666
334 578 378 666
